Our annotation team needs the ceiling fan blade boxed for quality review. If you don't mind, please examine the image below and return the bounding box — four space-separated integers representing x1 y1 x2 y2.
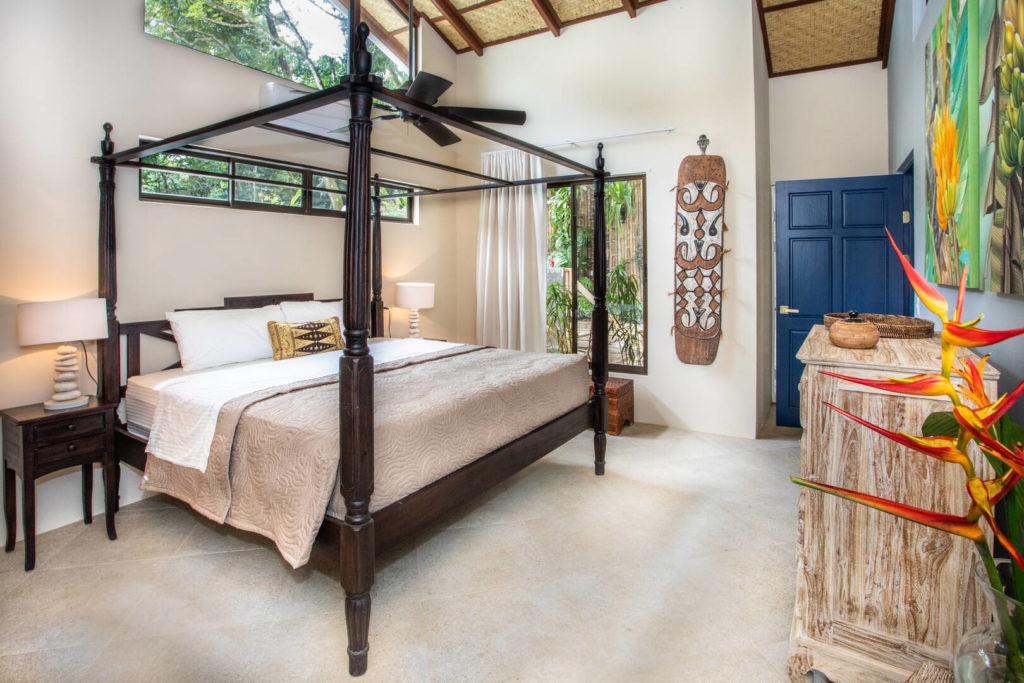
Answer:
405 71 453 106
328 114 400 134
413 117 461 147
436 106 527 126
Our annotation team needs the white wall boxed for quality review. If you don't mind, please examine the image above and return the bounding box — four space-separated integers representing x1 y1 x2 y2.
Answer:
0 0 458 538
451 0 772 438
887 0 1024 422
770 62 890 183
753 1 774 433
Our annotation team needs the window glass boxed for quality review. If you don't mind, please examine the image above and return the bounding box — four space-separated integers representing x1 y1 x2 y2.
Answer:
234 180 303 207
236 163 302 186
379 186 410 219
312 190 346 213
139 147 412 222
139 168 229 202
545 177 647 374
313 175 347 192
144 0 409 90
141 152 228 174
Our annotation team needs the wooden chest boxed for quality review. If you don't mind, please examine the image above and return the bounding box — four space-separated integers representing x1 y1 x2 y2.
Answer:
789 326 996 681
589 377 634 436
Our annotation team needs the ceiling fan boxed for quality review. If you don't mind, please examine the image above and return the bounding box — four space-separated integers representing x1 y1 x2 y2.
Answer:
331 1 526 146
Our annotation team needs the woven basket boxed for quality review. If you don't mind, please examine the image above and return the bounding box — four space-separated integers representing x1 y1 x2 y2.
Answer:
823 313 934 339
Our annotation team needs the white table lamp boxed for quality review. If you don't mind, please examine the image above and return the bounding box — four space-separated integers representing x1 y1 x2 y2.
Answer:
17 298 109 410
394 282 435 339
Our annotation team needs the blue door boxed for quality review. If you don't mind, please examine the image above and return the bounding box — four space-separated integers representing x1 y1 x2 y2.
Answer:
775 174 913 428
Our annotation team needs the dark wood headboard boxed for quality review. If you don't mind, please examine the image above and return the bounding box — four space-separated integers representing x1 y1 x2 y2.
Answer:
117 292 323 394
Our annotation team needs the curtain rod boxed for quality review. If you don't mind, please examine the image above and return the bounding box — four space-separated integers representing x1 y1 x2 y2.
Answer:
541 128 674 150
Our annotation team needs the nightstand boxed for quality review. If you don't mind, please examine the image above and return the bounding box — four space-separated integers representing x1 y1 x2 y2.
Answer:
1 398 118 570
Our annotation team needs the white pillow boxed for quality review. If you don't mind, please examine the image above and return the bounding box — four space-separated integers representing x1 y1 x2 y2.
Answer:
280 300 344 325
166 305 283 371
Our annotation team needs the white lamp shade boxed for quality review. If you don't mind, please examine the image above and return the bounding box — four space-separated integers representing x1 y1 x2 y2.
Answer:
395 282 435 310
17 298 109 346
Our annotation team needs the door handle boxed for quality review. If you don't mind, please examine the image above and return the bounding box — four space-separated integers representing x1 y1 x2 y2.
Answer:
780 305 800 315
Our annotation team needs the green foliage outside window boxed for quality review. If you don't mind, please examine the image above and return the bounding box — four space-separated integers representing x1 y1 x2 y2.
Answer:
144 0 408 91
545 178 646 371
139 149 413 221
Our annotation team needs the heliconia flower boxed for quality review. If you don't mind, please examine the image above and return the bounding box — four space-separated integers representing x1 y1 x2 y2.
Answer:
954 406 1024 475
824 402 973 473
967 471 1024 572
886 228 949 320
819 370 958 401
953 355 991 408
792 476 985 542
976 378 1024 427
943 320 1024 349
987 516 1024 572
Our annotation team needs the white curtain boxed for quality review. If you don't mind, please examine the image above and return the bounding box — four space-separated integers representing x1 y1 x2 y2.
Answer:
475 149 547 352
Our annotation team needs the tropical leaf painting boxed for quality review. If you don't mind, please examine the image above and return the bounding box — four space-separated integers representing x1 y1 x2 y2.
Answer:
989 0 1024 293
926 0 980 288
928 0 1024 292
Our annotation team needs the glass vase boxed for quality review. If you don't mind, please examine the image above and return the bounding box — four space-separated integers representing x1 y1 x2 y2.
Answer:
956 559 1024 682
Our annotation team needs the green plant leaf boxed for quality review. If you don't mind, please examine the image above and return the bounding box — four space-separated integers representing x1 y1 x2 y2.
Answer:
1000 417 1024 451
922 411 960 438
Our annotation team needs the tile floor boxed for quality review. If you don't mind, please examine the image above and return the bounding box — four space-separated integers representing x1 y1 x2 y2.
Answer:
0 422 801 682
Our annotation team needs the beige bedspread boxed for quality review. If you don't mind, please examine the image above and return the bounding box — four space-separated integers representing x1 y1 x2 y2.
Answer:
141 346 589 567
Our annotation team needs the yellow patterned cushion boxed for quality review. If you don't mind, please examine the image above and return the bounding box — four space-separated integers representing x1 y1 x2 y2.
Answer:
267 317 344 360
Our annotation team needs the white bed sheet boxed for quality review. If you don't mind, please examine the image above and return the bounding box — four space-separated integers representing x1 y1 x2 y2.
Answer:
125 338 460 471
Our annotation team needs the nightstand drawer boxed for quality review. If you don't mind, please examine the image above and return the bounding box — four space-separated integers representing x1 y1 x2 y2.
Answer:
33 414 106 443
35 434 105 464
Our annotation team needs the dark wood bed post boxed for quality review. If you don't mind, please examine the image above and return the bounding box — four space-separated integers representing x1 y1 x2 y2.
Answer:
97 123 121 409
340 20 377 678
591 144 608 476
370 174 384 337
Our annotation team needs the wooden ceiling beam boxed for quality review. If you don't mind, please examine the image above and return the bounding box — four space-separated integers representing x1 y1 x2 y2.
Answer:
762 0 828 11
429 0 485 55
383 0 419 26
755 1 774 76
621 0 638 19
530 0 562 35
879 0 896 67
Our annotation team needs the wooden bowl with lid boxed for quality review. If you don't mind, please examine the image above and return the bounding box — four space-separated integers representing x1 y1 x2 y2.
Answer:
828 311 880 349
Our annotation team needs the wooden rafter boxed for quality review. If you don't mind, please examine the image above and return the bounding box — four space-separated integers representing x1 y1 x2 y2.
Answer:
879 0 896 67
621 0 638 19
383 0 419 26
530 0 562 35
430 0 484 55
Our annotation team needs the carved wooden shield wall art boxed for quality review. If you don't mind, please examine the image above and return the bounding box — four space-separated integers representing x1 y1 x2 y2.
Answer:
674 135 726 365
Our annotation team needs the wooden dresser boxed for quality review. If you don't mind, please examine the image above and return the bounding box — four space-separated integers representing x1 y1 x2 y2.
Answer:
788 326 997 682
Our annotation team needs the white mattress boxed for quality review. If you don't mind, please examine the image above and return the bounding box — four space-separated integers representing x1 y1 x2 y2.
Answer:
126 359 273 438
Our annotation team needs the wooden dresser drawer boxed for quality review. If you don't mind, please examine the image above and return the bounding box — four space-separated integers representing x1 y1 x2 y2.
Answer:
35 434 105 465
33 413 105 443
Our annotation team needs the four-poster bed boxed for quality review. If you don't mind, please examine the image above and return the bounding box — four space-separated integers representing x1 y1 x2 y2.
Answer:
91 18 609 677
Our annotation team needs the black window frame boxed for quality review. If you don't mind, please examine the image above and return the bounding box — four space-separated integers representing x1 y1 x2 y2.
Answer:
138 143 415 223
548 173 648 376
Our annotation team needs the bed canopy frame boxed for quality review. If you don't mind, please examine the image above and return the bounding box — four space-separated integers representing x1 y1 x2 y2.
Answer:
91 9 608 676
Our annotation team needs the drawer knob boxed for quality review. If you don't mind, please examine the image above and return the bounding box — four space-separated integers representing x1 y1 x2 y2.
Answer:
66 423 75 431
66 443 77 452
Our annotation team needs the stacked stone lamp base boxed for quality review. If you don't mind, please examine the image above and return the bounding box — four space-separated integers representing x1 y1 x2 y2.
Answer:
44 344 87 411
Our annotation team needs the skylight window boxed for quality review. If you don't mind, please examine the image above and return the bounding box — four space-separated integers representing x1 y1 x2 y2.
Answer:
144 0 408 91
